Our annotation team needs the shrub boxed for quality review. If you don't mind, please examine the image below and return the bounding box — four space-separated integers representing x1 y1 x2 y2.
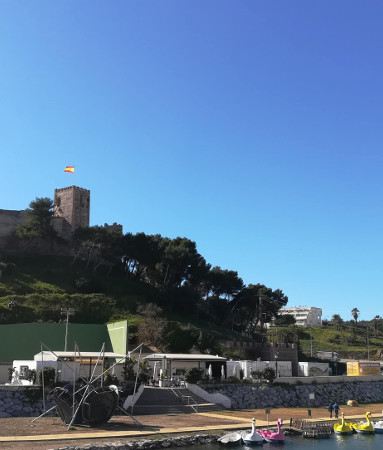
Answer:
226 376 240 383
251 370 263 383
37 367 56 387
262 367 276 384
185 368 203 384
8 367 15 382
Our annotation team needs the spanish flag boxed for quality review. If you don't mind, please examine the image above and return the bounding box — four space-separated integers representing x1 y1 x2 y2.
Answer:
64 165 75 173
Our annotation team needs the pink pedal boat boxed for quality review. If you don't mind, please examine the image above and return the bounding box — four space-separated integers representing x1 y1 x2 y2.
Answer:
259 419 285 444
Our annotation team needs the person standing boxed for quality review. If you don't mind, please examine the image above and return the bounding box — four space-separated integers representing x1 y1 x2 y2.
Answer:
327 402 334 418
333 402 340 419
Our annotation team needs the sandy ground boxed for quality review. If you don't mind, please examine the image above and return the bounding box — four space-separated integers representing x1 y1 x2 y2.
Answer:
1 404 383 450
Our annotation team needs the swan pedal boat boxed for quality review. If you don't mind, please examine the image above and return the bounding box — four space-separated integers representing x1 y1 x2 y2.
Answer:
333 414 353 435
351 412 375 434
217 431 243 445
242 418 264 445
258 419 285 444
373 420 383 434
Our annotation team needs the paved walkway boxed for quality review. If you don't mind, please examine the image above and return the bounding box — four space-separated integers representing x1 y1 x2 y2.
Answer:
1 408 383 444
0 423 250 443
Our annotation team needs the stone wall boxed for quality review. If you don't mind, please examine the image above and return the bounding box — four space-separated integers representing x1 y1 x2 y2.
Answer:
203 380 383 409
0 209 26 238
0 386 53 418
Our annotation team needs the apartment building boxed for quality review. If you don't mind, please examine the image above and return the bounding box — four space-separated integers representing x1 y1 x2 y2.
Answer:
279 306 322 327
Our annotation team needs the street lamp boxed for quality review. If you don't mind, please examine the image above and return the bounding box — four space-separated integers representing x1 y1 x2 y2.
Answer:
60 307 75 352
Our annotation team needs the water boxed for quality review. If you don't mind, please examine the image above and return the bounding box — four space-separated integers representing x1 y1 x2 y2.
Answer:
186 434 383 450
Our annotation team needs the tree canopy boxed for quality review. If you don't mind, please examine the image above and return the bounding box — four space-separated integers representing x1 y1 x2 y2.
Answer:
11 197 289 337
16 197 56 239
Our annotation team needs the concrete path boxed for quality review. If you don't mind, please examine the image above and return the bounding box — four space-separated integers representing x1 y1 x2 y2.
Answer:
0 422 251 443
1 408 383 444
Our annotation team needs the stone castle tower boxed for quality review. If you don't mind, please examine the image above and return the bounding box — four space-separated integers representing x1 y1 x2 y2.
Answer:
53 186 90 237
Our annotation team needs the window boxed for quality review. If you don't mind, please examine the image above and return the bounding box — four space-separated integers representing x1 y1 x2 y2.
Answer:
19 365 29 379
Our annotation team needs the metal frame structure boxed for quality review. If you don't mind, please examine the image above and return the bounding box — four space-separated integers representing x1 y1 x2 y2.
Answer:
32 342 144 430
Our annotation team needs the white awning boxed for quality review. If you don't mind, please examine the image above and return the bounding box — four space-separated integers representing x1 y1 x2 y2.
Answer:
144 353 226 362
34 351 126 361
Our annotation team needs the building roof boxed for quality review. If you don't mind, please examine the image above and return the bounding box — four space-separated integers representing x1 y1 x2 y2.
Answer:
34 351 126 361
144 353 226 361
281 306 322 311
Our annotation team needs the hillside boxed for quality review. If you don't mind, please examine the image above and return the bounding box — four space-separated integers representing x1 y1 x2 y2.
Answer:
297 324 383 360
1 255 382 360
0 254 237 352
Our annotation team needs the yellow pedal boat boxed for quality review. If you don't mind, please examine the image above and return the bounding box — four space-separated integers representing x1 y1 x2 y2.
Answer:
333 413 353 435
351 412 375 434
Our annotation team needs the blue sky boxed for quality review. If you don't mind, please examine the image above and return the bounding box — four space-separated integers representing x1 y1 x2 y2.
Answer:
1 1 382 320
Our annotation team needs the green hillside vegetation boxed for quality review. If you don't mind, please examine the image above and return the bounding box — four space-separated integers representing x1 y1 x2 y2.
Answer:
271 321 383 360
0 254 266 354
1 255 382 358
0 198 289 354
2 198 379 360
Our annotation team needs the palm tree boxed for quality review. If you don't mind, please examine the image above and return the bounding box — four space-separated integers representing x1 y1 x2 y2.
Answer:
351 308 360 324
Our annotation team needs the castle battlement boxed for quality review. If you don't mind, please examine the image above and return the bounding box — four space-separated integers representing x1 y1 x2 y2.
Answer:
54 186 90 236
0 186 90 241
54 185 90 193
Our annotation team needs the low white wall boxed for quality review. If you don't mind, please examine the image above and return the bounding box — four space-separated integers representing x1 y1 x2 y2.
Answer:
276 374 383 385
186 382 231 409
123 383 145 409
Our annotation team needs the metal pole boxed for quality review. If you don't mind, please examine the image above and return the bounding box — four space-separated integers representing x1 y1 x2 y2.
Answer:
131 346 142 416
64 309 69 352
101 345 105 387
310 333 313 358
367 326 370 360
275 355 278 378
41 344 46 412
73 360 76 417
31 405 57 422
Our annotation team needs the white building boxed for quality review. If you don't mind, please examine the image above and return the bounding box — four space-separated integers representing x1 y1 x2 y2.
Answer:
11 351 126 385
144 353 227 380
279 306 322 327
298 362 329 377
227 360 292 379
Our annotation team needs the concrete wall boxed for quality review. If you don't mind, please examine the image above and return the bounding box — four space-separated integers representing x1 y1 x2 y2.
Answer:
123 383 145 409
186 383 232 409
276 374 383 384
